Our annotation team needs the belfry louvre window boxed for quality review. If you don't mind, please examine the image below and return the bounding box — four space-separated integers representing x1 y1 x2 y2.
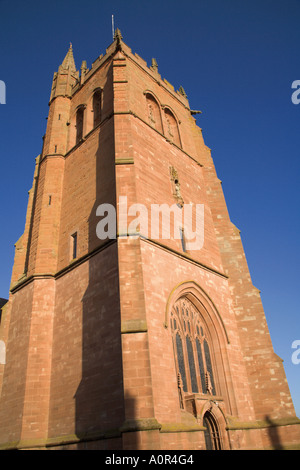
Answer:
75 107 84 144
145 93 163 134
170 297 217 396
93 89 102 128
164 108 181 147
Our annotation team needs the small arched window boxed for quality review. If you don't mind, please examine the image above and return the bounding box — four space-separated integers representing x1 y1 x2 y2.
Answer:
164 108 181 147
76 106 84 144
170 296 217 396
145 93 163 134
93 89 102 128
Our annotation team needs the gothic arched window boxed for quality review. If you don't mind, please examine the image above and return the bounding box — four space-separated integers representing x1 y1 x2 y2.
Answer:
145 93 163 134
76 106 84 144
164 108 181 147
170 297 217 396
93 89 102 128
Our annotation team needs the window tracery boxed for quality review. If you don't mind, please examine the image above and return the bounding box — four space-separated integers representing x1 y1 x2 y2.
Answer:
144 92 182 148
170 296 217 397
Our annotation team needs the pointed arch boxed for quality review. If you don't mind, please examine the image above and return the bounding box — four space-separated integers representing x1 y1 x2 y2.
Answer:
203 411 222 450
84 87 103 134
170 295 219 396
144 91 163 134
163 106 181 147
92 88 102 128
68 104 87 149
75 106 84 144
165 280 230 345
199 400 229 450
166 280 236 425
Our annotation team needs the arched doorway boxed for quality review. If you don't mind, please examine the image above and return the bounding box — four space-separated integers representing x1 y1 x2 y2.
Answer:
203 412 222 450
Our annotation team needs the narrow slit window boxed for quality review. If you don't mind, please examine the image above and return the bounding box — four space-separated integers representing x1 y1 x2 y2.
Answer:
71 232 78 260
179 227 187 252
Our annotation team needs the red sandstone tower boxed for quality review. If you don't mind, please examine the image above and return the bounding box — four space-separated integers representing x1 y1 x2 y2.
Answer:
0 31 299 450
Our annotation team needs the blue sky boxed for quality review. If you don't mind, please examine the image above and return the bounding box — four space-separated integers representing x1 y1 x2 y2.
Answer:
0 0 299 419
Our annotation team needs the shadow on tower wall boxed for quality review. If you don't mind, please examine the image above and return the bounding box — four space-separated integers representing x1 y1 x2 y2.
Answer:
74 64 128 449
265 415 283 450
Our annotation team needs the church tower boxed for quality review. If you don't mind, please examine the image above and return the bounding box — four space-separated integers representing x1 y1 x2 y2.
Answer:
0 31 299 450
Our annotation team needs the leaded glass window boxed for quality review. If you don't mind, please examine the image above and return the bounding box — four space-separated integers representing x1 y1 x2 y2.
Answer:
171 297 217 396
204 339 216 395
175 333 187 392
196 338 206 393
186 336 198 393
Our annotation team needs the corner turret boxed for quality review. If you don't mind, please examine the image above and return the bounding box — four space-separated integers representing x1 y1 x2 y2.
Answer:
50 43 79 102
